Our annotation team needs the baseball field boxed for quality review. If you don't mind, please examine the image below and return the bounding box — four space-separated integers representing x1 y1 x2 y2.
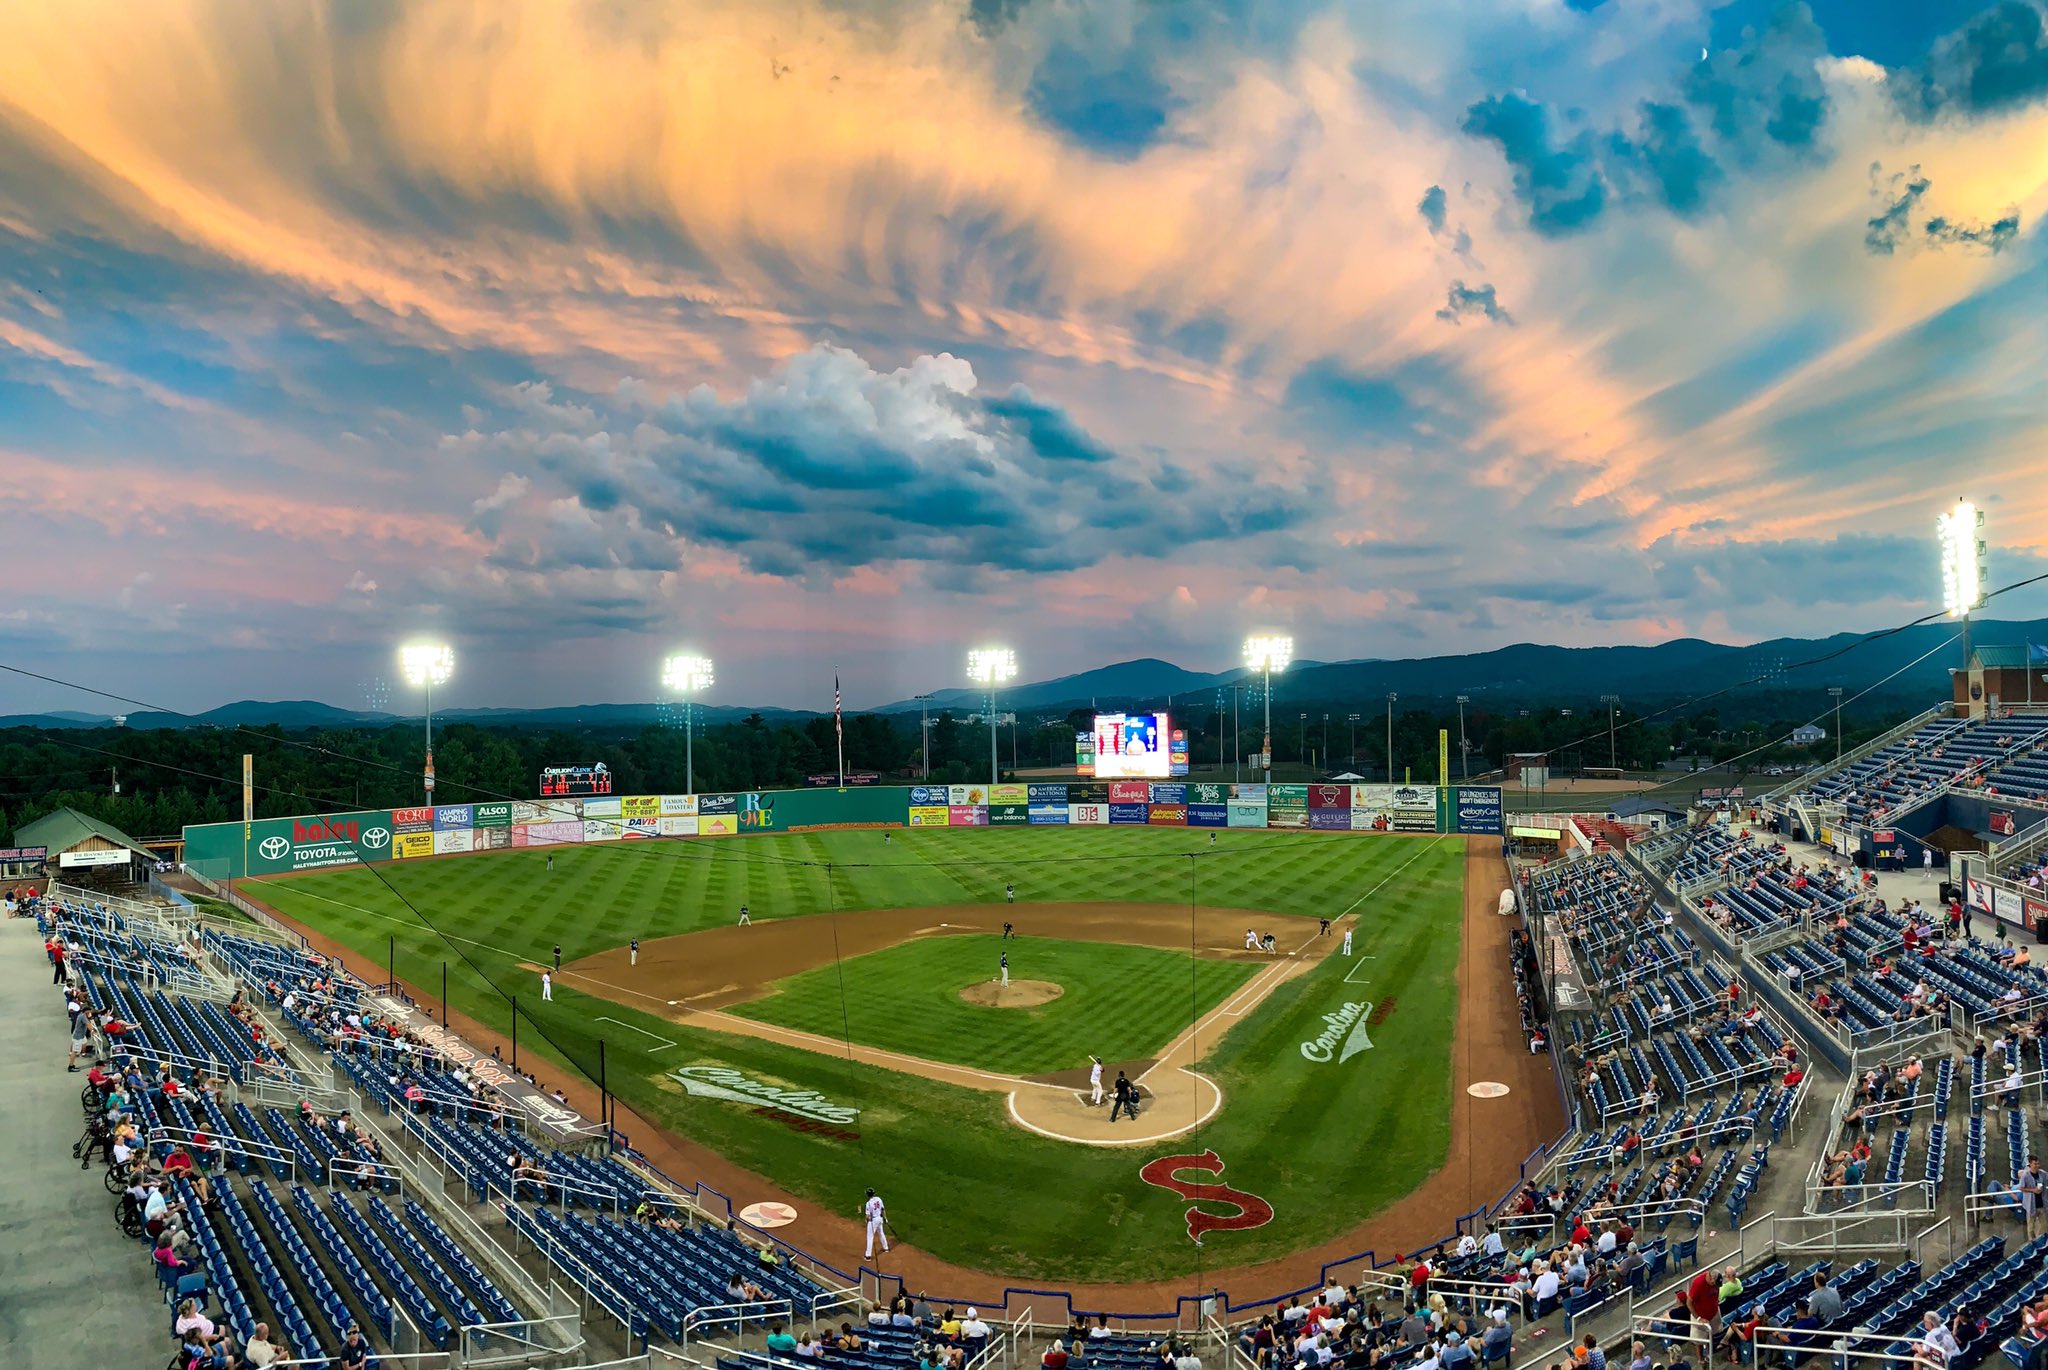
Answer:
241 826 1553 1287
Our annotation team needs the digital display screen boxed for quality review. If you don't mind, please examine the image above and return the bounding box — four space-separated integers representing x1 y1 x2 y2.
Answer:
1091 713 1171 779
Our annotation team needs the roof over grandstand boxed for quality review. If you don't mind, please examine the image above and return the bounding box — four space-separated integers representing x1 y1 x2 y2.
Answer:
13 807 153 861
1972 645 2045 670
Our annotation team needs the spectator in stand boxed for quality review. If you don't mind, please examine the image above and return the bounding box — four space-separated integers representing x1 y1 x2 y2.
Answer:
1686 1264 1722 1341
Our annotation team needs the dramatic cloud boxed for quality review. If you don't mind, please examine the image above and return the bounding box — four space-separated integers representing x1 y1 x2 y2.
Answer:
0 0 2043 712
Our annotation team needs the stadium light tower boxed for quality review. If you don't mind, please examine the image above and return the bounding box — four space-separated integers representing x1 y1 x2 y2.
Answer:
1385 692 1398 785
1347 712 1361 765
1243 635 1293 784
1600 694 1621 770
967 648 1017 786
661 653 714 794
1455 695 1471 780
398 641 454 804
1937 497 1987 678
1827 686 1844 763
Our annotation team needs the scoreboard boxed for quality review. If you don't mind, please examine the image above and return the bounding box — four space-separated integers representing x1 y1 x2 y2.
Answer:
539 764 612 797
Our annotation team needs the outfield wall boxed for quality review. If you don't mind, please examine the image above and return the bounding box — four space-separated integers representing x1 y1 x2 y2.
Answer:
184 781 1505 879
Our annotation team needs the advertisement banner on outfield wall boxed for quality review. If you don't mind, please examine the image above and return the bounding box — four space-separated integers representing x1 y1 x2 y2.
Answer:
737 794 777 831
990 784 1029 806
392 807 434 834
512 801 551 824
659 795 698 817
1150 783 1187 805
479 826 511 849
434 829 475 855
989 804 1029 825
1109 802 1149 824
910 786 949 807
948 805 988 827
1188 804 1228 827
948 785 988 806
583 819 621 843
1147 804 1188 826
621 795 659 818
1267 807 1310 829
1108 781 1152 804
433 805 474 831
1027 784 1068 805
1995 886 2023 924
1188 783 1227 806
656 815 699 837
1355 785 1438 833
1028 804 1069 825
1453 787 1504 835
1268 784 1309 809
1069 803 1109 825
621 817 659 838
1308 809 1350 831
699 794 738 817
1227 801 1267 828
908 806 950 827
1232 784 1268 801
236 810 396 877
2026 897 2048 932
522 820 582 846
1069 783 1111 805
698 814 738 837
395 832 434 859
1308 784 1352 810
582 797 623 819
473 803 513 828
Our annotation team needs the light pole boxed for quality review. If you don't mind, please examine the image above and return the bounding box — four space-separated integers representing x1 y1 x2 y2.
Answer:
661 654 713 794
1600 694 1621 770
1828 687 1844 763
1455 695 1470 780
1243 635 1293 785
1385 692 1398 785
1347 713 1361 765
1299 712 1308 767
1322 713 1329 772
398 642 454 805
915 693 936 779
1232 686 1241 783
1938 497 1987 684
966 649 1017 787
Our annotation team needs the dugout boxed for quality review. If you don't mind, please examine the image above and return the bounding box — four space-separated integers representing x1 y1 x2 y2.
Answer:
14 807 156 890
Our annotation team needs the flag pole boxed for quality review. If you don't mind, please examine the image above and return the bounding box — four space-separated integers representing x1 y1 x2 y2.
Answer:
835 670 846 790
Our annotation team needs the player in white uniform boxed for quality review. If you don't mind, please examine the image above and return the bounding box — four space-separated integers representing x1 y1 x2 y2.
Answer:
999 950 1009 987
541 971 553 1001
1089 1056 1104 1106
1342 928 1353 956
862 1188 888 1258
1244 928 1258 950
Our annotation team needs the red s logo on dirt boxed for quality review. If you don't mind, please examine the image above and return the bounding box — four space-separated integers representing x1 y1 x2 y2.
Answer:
1138 1150 1274 1243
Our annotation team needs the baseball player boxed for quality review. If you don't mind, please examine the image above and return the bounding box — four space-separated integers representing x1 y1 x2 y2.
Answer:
553 943 562 971
862 1188 889 1258
541 971 553 1002
1244 928 1258 951
1006 883 1015 905
1002 921 1014 939
546 853 554 872
1209 832 1216 846
1089 1056 1104 1106
738 904 750 927
1342 928 1354 956
629 938 638 967
1262 933 1277 955
999 950 1009 988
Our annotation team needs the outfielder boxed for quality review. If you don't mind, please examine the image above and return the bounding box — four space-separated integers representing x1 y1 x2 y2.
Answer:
863 1188 889 1258
738 904 750 927
1089 1055 1104 1106
1005 883 1015 905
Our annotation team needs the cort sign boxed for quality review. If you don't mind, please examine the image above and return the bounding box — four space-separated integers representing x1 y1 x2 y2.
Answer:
1300 1001 1374 1063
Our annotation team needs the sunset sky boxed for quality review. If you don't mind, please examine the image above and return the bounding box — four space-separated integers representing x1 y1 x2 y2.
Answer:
3 0 2046 712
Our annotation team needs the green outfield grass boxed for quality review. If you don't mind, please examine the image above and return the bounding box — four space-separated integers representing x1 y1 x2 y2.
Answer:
727 935 1257 1074
246 827 1467 1282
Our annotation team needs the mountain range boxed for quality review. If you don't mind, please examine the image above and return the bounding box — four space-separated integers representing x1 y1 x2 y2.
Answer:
3 617 2040 731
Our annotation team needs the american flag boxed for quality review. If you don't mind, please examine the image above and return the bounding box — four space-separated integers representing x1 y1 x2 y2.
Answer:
834 673 843 742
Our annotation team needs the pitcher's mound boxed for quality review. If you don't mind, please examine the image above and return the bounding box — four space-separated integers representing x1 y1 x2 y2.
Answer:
961 979 1063 1009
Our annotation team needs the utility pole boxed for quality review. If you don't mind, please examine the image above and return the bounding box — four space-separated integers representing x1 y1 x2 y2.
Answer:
1385 693 1398 784
1455 695 1470 780
1828 687 1843 763
1299 712 1308 767
916 694 935 779
1322 713 1329 772
1600 694 1621 770
1347 713 1360 766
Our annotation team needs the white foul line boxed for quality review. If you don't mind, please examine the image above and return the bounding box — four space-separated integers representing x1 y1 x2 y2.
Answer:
1336 834 1451 919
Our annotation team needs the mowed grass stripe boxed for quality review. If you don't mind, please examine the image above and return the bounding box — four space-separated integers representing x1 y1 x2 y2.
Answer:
727 935 1257 1075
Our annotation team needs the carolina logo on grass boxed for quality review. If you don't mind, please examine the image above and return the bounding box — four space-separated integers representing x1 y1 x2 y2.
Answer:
671 1066 859 1125
1299 1000 1374 1063
1138 1150 1274 1244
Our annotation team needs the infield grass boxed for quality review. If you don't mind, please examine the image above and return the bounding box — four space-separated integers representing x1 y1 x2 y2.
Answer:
727 935 1257 1074
246 827 1468 1283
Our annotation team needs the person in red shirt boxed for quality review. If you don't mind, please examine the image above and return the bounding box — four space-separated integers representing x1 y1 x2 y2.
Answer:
1727 981 1741 1007
1687 1267 1721 1337
1408 1255 1432 1297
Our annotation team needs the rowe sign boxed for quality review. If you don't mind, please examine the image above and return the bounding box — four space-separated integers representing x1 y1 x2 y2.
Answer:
243 811 395 876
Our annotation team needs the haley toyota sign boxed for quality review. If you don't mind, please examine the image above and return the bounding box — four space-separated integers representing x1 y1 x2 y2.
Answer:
240 810 396 875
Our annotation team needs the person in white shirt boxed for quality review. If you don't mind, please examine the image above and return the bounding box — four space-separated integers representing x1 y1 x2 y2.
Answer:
1456 1233 1479 1258
862 1189 889 1258
243 1322 282 1367
961 1310 990 1341
1915 1311 1962 1369
1532 1266 1562 1304
1481 1229 1505 1258
1597 1227 1618 1256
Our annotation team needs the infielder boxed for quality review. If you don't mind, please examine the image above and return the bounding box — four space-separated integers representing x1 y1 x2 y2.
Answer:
1089 1055 1104 1106
1005 883 1015 905
1244 928 1259 951
1342 928 1354 956
738 904 750 927
863 1188 889 1258
999 950 1009 988
629 938 639 967
541 971 553 1001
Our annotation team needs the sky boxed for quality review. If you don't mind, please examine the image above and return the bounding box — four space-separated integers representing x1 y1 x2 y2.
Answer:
2 0 2048 714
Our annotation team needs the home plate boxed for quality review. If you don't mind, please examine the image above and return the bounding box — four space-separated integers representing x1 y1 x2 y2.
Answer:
741 1202 799 1229
1467 1082 1511 1098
